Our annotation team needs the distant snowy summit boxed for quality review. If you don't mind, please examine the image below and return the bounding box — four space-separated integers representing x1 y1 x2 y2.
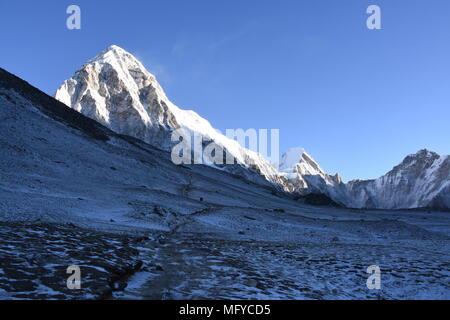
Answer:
277 148 450 210
55 45 449 210
278 148 342 189
346 149 450 210
278 148 450 209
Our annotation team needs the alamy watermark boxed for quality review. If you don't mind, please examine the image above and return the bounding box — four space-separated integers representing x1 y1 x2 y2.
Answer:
367 5 381 30
66 5 81 30
66 265 81 290
65 5 380 31
366 265 381 290
171 128 280 168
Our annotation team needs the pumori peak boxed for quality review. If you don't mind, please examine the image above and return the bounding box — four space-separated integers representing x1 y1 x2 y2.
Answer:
54 45 287 188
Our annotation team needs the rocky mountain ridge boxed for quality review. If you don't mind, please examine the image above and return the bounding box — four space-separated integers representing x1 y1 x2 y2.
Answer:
54 46 449 210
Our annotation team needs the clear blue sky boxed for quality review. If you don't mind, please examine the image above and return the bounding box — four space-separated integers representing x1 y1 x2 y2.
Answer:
1 0 449 181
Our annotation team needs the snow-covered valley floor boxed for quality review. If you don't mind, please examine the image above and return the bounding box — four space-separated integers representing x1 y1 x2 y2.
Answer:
0 69 449 300
1 207 449 300
0 222 143 300
117 234 450 300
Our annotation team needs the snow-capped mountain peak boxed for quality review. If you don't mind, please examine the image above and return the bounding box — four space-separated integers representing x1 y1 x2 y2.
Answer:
55 45 286 188
54 46 449 210
277 148 346 201
279 148 326 177
346 149 450 209
279 148 306 171
89 45 144 69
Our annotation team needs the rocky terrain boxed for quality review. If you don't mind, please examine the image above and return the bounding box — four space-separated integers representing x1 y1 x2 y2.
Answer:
55 45 287 190
0 64 449 300
345 150 450 209
0 222 143 299
54 46 449 210
116 232 450 300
